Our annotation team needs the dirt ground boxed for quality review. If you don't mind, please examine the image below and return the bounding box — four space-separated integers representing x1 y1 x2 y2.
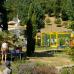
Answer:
0 49 74 73
27 49 74 67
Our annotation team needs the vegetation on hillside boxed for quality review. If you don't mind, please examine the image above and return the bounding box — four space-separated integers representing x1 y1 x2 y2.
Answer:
1 0 74 56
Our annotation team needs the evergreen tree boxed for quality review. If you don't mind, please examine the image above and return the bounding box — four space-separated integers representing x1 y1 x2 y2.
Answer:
0 0 8 30
5 0 44 56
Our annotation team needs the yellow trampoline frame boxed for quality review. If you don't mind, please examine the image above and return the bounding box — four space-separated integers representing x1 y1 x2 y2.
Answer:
36 32 73 48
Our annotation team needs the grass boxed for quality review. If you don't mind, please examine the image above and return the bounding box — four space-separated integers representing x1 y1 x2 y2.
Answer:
60 66 74 74
11 60 57 74
11 59 74 74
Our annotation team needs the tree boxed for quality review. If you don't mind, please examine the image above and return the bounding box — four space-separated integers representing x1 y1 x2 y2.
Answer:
0 0 8 30
26 2 44 56
55 0 62 18
4 0 74 56
5 0 45 56
61 0 73 20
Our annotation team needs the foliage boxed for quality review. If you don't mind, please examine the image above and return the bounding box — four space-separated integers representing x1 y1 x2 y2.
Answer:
62 21 68 28
55 18 62 24
4 0 74 55
4 0 74 22
69 21 74 31
60 67 74 74
64 47 74 61
12 62 57 74
45 18 51 25
12 61 74 74
61 0 74 20
69 47 74 60
55 0 62 18
4 0 45 32
0 31 14 47
4 0 45 56
4 0 74 32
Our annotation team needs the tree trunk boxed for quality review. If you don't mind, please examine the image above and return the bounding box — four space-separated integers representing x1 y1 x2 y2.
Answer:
26 19 35 57
2 10 8 30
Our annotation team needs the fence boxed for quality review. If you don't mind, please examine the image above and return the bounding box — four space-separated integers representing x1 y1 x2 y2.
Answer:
36 32 74 48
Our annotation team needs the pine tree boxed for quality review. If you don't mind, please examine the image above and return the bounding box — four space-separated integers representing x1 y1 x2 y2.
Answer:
0 0 8 30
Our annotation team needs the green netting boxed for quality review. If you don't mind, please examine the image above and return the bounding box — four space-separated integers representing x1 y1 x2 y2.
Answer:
36 33 71 47
58 34 70 46
50 34 56 45
42 33 50 46
36 35 41 46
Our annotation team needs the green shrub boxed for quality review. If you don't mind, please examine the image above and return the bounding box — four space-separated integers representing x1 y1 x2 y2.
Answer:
55 18 62 24
60 66 74 74
70 47 74 60
63 21 68 28
0 31 15 48
65 47 74 60
45 18 51 25
69 21 74 31
13 62 57 74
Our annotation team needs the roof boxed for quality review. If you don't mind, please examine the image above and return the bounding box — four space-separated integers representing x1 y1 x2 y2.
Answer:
8 21 16 25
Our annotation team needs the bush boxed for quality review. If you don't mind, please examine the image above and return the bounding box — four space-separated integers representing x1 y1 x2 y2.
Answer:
12 61 74 74
17 62 57 74
45 18 51 25
70 47 74 60
69 21 74 31
63 21 68 26
65 47 74 60
60 66 74 74
62 11 69 21
55 18 61 24
0 31 17 48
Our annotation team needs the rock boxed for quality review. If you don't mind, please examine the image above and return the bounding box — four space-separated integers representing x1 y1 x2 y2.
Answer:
0 71 3 74
2 67 12 74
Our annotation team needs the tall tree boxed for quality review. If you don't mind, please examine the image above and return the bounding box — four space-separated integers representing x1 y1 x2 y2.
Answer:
61 0 73 20
5 0 44 56
0 0 8 30
26 2 44 56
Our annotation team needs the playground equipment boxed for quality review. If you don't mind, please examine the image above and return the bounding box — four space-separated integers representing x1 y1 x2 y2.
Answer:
36 32 41 46
36 32 71 48
50 32 58 47
70 33 74 48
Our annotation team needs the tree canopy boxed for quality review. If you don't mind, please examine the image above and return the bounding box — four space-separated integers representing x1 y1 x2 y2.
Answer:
4 0 74 21
3 0 74 56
